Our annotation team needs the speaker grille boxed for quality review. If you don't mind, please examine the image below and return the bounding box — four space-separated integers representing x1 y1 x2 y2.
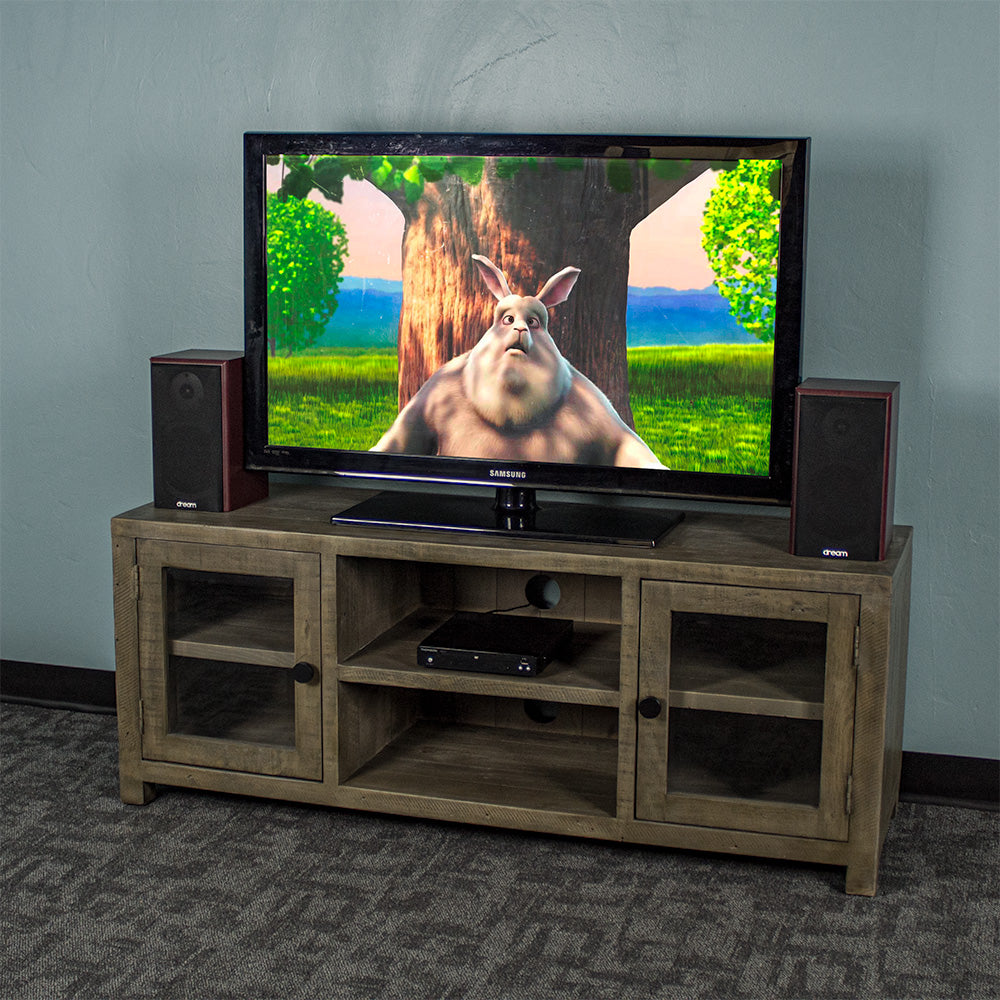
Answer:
151 363 224 509
791 382 897 560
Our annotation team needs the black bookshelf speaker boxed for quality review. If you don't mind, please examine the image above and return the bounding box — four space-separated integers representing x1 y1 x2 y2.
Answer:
790 378 899 560
151 350 268 511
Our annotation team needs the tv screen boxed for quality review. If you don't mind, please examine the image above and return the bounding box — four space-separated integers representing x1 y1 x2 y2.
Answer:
244 132 809 543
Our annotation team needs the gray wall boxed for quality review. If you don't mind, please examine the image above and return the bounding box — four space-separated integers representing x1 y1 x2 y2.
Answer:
1 1 997 759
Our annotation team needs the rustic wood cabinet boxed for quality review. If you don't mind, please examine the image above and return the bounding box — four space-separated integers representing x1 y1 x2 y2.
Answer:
112 484 912 895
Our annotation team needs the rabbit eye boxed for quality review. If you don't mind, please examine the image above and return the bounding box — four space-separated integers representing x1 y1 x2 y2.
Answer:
528 317 540 329
501 314 514 325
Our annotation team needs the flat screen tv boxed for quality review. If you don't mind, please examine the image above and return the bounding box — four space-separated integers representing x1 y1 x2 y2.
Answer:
244 132 809 545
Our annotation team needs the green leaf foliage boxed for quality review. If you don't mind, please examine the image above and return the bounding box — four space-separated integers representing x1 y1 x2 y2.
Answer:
647 158 692 181
416 156 448 182
606 159 634 193
401 162 424 204
700 160 782 343
279 164 316 200
311 156 354 202
272 151 714 218
496 157 539 179
448 156 485 186
368 157 394 189
266 193 349 357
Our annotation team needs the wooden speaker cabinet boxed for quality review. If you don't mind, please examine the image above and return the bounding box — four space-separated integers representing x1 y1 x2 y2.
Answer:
791 378 899 560
150 350 267 512
112 484 912 895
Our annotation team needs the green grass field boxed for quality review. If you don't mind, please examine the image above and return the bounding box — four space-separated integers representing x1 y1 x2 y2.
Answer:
267 342 774 474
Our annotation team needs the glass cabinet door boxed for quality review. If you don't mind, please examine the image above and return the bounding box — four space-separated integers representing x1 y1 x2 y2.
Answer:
636 582 859 840
137 539 322 780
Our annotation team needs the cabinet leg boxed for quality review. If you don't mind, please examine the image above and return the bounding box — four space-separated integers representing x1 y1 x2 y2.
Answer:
120 776 156 805
844 861 878 896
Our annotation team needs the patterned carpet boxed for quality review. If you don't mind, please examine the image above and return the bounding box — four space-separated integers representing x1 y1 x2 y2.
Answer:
2 703 997 1000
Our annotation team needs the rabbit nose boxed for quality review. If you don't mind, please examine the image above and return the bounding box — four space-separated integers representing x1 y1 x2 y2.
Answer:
505 328 531 353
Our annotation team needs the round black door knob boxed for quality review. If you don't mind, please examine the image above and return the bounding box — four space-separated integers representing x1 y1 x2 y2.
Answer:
638 696 662 719
292 661 316 684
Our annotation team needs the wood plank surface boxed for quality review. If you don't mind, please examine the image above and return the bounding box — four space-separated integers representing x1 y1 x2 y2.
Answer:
342 720 619 820
339 609 621 705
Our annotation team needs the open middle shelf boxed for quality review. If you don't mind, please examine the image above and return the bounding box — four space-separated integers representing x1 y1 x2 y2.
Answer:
334 555 626 819
339 608 621 705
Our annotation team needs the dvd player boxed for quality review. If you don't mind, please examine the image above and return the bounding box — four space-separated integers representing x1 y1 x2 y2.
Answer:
417 611 573 677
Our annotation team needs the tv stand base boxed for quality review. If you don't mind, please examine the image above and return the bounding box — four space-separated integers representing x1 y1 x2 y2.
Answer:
331 487 684 546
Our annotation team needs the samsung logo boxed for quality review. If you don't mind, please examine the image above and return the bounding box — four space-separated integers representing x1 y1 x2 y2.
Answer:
490 469 526 479
175 500 198 509
822 548 849 558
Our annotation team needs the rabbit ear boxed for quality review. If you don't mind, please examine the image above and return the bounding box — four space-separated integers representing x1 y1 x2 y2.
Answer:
537 266 581 307
472 254 513 300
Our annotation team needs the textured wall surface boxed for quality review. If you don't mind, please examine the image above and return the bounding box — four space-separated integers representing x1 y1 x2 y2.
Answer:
1 1 997 757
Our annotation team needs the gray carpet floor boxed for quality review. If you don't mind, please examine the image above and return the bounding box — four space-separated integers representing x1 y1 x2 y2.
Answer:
1 703 997 999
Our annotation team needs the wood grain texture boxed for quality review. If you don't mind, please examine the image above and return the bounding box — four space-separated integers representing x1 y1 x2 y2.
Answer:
111 531 155 804
134 539 322 782
111 485 913 894
340 610 620 705
342 720 619 820
635 582 859 841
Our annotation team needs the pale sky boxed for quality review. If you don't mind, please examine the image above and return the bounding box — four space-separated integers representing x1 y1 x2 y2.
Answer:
267 162 719 289
629 168 718 289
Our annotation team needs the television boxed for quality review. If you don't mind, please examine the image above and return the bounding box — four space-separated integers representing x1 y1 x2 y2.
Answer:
243 132 809 545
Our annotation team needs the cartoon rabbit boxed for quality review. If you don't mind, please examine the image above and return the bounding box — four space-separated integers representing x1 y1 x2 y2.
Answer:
370 254 666 469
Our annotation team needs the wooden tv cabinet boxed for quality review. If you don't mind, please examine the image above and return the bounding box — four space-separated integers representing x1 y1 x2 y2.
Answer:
111 484 912 895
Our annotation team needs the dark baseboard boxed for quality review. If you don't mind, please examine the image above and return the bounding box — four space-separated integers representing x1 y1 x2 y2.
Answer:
899 752 999 811
3 660 997 810
1 660 117 715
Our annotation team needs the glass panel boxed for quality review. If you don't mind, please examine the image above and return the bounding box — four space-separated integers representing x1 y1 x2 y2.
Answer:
667 708 822 807
666 609 828 807
168 655 296 746
670 612 828 714
165 569 295 657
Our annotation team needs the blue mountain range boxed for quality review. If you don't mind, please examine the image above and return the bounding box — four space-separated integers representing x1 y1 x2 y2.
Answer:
320 276 756 347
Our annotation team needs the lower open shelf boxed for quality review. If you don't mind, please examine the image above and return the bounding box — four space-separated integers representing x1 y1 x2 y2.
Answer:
340 719 619 819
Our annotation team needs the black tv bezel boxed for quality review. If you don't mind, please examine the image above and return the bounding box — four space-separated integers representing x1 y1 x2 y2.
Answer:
243 131 809 507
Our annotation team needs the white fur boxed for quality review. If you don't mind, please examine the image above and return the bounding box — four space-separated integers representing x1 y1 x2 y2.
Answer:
371 255 666 469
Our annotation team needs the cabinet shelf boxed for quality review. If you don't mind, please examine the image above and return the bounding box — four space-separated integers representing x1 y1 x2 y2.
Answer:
340 609 621 706
167 576 295 666
668 612 828 720
342 720 619 819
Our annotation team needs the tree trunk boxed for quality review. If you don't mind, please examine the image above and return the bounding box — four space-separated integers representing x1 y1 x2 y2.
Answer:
386 159 710 426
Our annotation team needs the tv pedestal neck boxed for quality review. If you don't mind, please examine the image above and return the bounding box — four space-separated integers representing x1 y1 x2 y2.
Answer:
112 482 912 895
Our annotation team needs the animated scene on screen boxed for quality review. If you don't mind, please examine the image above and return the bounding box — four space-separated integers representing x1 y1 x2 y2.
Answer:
264 152 781 475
